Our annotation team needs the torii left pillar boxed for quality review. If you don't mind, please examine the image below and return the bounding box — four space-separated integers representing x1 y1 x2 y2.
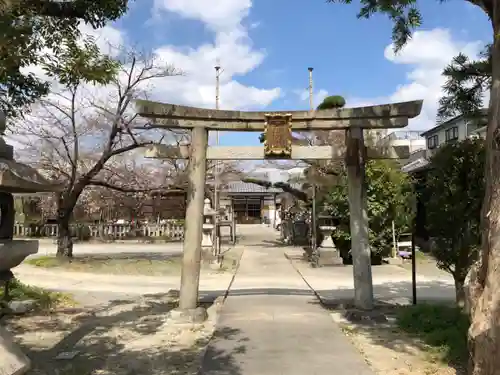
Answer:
179 126 208 310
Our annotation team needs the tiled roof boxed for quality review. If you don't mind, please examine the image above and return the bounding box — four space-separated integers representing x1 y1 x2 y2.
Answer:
401 158 430 173
220 181 283 193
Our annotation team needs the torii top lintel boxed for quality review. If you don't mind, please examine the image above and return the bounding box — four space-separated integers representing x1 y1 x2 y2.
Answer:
135 99 423 131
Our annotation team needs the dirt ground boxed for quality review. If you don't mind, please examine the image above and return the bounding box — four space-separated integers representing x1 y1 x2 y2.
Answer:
3 294 218 375
329 306 466 375
24 247 242 276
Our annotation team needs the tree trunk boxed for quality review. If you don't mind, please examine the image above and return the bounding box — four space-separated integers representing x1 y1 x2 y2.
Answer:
55 187 84 258
468 16 500 375
56 213 73 258
454 278 466 308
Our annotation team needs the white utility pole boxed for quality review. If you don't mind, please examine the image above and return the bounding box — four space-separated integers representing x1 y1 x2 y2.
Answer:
214 63 222 210
214 62 222 254
308 67 314 111
308 67 318 254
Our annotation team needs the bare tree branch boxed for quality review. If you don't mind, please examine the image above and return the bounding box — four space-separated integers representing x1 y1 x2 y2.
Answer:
88 180 185 195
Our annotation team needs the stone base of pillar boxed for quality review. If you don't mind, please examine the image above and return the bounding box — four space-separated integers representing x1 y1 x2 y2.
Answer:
201 248 216 262
165 307 208 325
384 257 403 265
0 325 31 375
317 249 343 266
201 224 214 248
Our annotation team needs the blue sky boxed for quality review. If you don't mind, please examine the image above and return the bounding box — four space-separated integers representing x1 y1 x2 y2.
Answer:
90 0 492 148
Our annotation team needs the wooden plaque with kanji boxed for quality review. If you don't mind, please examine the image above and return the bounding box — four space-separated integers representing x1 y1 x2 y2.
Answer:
264 114 292 158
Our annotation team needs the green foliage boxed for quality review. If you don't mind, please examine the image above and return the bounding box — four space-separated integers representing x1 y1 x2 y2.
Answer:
0 278 74 309
423 139 484 282
44 38 120 88
316 95 346 110
437 45 491 122
327 0 425 51
324 160 414 257
396 304 469 364
0 0 129 117
258 132 266 143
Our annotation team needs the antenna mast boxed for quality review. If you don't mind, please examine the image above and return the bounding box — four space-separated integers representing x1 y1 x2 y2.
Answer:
214 61 222 256
308 67 314 111
308 67 318 258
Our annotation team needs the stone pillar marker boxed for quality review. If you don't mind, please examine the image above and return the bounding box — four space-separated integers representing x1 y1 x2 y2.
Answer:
345 127 374 310
179 127 208 311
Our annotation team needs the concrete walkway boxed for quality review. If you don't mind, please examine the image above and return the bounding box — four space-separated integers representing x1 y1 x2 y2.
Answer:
283 247 456 304
200 228 374 375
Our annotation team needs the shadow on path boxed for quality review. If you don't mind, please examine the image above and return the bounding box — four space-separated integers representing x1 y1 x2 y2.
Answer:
6 295 245 375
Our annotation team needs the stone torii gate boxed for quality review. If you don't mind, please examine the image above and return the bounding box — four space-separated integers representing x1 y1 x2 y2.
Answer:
136 99 423 312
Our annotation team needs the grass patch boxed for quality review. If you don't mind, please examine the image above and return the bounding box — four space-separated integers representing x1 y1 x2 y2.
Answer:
0 279 75 310
395 303 469 365
25 249 241 276
25 254 183 276
26 256 61 268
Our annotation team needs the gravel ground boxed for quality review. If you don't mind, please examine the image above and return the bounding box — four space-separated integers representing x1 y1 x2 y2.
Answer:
329 307 465 375
4 294 219 375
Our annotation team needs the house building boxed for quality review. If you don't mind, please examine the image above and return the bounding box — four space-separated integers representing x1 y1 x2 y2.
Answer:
376 130 426 160
402 110 488 174
219 181 283 225
420 109 488 150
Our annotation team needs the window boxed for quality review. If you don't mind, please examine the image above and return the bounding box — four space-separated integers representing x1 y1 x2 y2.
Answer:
445 126 459 142
427 135 438 149
233 197 262 223
247 201 261 218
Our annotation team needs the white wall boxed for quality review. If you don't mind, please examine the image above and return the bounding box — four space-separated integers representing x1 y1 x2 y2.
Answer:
425 118 471 147
263 197 277 226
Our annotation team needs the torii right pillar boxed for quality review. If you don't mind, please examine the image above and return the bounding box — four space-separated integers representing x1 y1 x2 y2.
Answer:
345 127 374 310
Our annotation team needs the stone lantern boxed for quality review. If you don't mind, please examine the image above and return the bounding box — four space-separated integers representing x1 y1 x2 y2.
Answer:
316 212 342 266
202 198 215 251
317 213 335 247
0 111 64 375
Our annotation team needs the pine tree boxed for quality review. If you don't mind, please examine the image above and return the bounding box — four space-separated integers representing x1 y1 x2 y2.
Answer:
438 44 491 121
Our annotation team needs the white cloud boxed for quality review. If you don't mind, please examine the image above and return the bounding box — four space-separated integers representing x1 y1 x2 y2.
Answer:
149 0 279 110
79 23 125 58
348 28 485 130
153 0 252 32
10 0 279 155
150 28 280 109
22 0 279 114
295 88 329 108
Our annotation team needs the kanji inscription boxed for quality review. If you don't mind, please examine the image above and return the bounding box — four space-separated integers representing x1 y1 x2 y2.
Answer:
264 114 292 158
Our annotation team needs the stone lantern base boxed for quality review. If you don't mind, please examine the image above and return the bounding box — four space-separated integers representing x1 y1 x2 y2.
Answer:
317 226 343 266
317 249 343 266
